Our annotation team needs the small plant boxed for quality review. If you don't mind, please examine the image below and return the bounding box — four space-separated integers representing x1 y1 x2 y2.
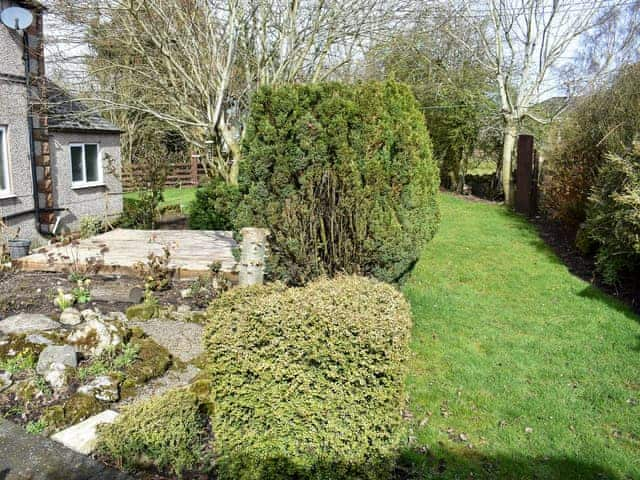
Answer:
72 279 92 304
0 351 36 375
112 343 140 370
25 418 47 435
79 216 105 239
34 375 52 397
46 234 106 283
77 360 109 382
134 241 174 292
54 288 75 310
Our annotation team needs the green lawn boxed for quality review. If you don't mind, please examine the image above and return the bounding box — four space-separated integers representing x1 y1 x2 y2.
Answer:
403 194 640 479
124 186 199 211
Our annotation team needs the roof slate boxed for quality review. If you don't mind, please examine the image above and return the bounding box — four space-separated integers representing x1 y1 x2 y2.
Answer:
47 82 121 134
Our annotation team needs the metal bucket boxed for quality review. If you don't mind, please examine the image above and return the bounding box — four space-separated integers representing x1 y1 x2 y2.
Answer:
7 239 31 259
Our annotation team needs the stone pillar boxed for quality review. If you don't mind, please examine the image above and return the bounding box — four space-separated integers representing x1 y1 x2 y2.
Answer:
238 228 269 287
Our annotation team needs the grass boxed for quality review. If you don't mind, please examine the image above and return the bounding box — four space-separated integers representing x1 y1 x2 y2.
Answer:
124 187 199 211
403 194 640 479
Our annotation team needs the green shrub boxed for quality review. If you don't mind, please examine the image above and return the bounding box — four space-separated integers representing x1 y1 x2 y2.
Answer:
239 80 440 284
96 389 209 477
118 196 158 230
582 145 640 284
79 216 105 239
542 63 640 230
188 179 241 230
204 275 413 480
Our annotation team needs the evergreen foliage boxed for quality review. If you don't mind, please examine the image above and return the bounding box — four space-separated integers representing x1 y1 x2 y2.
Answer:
204 276 413 480
239 81 440 284
542 63 640 229
97 389 210 477
583 144 640 284
188 178 241 231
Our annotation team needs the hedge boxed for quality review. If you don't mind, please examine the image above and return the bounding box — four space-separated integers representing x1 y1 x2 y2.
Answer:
582 144 640 284
204 276 413 480
238 80 440 285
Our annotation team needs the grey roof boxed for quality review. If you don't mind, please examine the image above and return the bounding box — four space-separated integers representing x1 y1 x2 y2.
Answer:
47 82 122 134
17 1 46 11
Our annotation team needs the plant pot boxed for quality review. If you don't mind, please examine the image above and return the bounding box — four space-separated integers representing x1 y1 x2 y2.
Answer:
7 238 31 259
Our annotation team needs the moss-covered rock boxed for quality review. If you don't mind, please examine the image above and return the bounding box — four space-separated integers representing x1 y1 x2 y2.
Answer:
125 304 158 322
41 393 103 432
0 334 46 359
118 336 172 399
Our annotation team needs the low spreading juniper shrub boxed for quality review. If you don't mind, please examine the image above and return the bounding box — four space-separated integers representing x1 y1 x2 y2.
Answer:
204 275 413 480
583 145 640 285
239 80 440 285
96 389 210 477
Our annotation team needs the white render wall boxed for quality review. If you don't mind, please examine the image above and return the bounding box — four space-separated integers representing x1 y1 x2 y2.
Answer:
0 17 38 240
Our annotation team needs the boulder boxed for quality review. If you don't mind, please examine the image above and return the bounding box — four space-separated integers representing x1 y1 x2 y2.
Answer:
0 314 60 335
60 308 83 326
67 318 126 356
36 345 77 374
44 363 68 389
0 372 12 393
104 311 127 324
78 375 119 402
81 309 101 322
50 409 120 455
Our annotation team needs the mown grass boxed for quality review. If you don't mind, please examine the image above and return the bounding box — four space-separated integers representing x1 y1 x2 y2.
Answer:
403 194 640 479
124 187 199 211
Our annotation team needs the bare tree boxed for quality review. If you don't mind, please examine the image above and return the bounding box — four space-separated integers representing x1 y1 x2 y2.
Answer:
47 0 399 184
434 0 633 205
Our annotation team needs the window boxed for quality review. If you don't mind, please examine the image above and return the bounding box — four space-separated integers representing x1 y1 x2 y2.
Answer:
0 126 10 196
70 143 102 186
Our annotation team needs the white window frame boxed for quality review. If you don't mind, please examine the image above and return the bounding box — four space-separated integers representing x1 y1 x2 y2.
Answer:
70 143 103 188
0 126 11 197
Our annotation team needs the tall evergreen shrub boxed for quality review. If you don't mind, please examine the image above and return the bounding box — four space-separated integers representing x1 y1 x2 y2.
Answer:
239 81 439 284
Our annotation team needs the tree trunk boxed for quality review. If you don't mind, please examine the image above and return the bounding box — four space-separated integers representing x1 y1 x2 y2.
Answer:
501 121 518 206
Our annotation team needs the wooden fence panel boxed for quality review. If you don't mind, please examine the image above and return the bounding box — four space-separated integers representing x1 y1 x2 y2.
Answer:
121 156 208 192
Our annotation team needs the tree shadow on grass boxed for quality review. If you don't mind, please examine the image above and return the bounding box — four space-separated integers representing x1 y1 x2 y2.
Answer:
399 446 625 480
577 285 640 325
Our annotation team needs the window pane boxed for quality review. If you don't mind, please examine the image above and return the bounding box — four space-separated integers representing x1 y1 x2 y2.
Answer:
85 144 99 182
0 130 6 190
71 146 84 182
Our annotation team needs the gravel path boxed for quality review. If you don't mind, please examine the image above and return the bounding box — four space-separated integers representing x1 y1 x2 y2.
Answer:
131 319 205 362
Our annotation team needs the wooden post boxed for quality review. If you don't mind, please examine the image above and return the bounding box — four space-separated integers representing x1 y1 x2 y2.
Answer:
515 135 535 216
190 154 199 186
238 228 269 287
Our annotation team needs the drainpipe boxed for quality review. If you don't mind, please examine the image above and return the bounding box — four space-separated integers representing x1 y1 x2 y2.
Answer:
22 29 41 234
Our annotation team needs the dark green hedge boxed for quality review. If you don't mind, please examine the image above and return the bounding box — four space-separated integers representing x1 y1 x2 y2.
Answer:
204 276 413 480
239 81 440 284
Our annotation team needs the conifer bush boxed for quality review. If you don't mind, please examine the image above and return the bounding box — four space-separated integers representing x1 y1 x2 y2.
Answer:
204 276 413 480
583 145 640 284
239 81 439 285
97 389 210 477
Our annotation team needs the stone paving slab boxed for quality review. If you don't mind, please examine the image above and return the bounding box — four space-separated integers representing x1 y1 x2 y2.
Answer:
0 418 130 480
